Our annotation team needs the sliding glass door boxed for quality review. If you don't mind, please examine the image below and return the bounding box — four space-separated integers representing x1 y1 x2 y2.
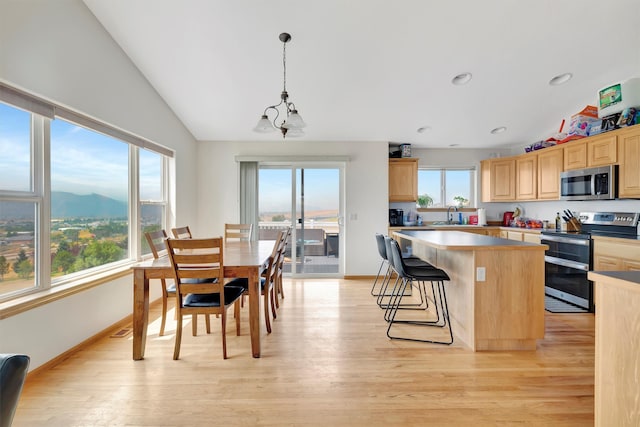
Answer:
258 163 343 276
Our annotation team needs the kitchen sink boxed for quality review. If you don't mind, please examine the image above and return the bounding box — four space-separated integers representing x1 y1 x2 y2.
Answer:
429 222 479 227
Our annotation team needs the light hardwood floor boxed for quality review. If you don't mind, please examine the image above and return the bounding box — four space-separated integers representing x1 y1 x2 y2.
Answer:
14 278 595 426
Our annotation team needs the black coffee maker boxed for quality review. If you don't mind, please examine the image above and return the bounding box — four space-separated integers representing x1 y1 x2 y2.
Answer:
389 209 404 226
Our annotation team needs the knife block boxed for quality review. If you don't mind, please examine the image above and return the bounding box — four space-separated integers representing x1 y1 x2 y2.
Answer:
566 218 581 232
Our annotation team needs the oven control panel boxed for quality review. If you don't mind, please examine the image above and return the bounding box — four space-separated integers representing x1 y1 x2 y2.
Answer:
579 212 639 227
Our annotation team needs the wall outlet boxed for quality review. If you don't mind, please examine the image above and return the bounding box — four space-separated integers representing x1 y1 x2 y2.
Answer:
476 267 486 282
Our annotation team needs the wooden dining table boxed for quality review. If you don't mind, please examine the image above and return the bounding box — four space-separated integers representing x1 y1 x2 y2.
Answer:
131 239 275 359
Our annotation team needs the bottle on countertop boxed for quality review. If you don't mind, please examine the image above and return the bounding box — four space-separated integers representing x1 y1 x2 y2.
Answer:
555 212 561 231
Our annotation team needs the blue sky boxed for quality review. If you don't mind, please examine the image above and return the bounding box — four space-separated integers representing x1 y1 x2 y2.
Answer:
259 168 339 213
1 102 162 202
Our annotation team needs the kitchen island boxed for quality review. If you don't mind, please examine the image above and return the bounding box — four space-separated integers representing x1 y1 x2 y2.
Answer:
588 271 640 427
393 230 548 351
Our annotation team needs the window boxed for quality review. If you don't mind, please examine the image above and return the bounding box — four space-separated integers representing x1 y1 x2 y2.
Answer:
0 84 172 303
0 103 39 297
139 149 167 256
50 118 130 279
417 168 475 208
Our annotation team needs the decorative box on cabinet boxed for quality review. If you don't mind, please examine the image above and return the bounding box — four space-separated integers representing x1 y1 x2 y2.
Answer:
389 158 418 202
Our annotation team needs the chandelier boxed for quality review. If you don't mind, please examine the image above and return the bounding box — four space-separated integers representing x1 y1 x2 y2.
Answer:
253 32 306 138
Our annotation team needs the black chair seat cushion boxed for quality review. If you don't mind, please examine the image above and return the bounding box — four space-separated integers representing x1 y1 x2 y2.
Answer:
225 277 267 291
184 285 244 307
404 265 450 281
403 256 435 268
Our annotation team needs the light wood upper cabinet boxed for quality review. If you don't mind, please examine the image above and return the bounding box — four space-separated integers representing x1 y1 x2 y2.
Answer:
480 159 491 202
537 147 563 199
516 155 537 200
564 141 587 170
490 158 516 201
618 126 640 198
587 133 617 166
388 158 418 202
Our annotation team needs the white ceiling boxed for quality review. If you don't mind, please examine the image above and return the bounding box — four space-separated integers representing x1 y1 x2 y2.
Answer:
83 0 640 149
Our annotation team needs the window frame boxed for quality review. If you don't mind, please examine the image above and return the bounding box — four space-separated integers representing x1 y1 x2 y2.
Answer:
416 166 477 210
0 86 172 304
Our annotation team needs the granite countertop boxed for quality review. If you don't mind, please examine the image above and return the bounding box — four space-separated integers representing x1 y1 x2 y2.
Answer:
588 271 640 286
395 230 547 251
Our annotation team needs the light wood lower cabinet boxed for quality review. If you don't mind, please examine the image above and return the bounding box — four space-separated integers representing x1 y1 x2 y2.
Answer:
501 229 541 243
593 237 640 272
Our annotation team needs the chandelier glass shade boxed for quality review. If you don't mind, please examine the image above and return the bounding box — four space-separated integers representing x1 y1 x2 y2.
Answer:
253 32 306 138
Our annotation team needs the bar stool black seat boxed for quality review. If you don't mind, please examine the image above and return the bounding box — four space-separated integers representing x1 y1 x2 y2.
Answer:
385 238 453 345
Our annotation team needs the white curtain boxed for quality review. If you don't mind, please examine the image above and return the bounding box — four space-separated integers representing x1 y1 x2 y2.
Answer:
239 161 259 241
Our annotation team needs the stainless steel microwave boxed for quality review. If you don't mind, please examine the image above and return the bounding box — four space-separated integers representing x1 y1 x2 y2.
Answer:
560 165 617 201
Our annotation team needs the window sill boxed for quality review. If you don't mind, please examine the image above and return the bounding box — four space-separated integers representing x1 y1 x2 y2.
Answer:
417 207 477 213
0 265 133 320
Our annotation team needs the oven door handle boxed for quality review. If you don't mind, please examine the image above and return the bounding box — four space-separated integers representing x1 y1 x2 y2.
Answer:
541 235 590 246
544 255 589 271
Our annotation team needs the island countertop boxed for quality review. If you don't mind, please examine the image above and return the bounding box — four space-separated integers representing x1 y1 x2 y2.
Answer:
393 229 546 351
395 230 548 251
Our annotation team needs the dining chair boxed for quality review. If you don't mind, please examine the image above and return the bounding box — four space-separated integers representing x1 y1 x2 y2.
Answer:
226 232 283 333
224 223 253 242
0 353 30 427
165 237 244 359
144 230 176 336
171 225 192 239
273 228 289 307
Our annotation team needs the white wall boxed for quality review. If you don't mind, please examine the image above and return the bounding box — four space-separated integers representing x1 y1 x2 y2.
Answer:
197 140 389 275
0 0 198 369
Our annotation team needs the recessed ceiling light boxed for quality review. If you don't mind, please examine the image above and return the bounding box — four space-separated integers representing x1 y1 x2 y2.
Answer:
491 126 507 134
417 126 432 133
549 73 573 86
452 72 472 85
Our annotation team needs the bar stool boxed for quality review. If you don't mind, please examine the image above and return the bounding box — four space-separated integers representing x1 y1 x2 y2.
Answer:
385 238 453 345
376 236 437 310
372 233 432 297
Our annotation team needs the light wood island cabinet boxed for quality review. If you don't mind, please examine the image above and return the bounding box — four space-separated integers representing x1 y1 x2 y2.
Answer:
389 158 418 202
394 230 547 351
587 271 640 427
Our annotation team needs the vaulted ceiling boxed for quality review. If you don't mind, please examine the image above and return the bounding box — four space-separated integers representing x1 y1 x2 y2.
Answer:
84 0 640 148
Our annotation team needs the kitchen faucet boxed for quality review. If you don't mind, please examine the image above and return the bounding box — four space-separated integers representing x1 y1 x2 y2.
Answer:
447 205 458 224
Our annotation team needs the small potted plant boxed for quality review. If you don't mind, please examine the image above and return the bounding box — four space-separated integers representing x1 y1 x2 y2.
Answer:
453 196 469 208
417 194 433 208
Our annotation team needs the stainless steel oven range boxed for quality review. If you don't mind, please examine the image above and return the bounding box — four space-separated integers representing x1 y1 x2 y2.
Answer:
541 211 640 312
